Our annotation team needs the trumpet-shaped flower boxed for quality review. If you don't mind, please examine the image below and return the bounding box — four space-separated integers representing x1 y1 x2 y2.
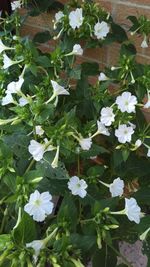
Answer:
6 77 24 94
109 178 124 197
125 198 141 224
115 92 137 113
79 137 92 150
55 11 64 23
1 93 14 106
69 8 83 29
18 97 29 106
11 0 21 10
3 53 23 69
26 240 45 263
141 35 148 48
94 21 109 40
68 176 88 198
96 121 110 136
147 148 150 157
144 90 150 109
135 139 142 149
115 124 134 144
100 107 115 126
72 44 83 56
51 145 60 168
24 190 54 222
35 126 44 136
28 140 55 161
98 72 109 81
46 80 69 104
0 39 14 54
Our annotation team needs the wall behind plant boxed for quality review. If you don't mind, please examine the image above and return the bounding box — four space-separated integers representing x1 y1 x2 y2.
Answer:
20 0 150 67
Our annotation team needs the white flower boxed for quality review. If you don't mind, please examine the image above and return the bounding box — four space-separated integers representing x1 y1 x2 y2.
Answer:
3 54 15 69
28 140 55 161
51 145 60 168
51 80 69 96
69 8 83 29
79 137 92 150
18 97 29 106
26 240 45 263
98 72 109 81
115 124 134 144
72 44 83 56
96 121 110 136
0 39 13 54
125 198 141 224
1 93 14 106
144 99 150 109
24 190 54 222
94 21 109 40
141 35 148 48
11 1 21 10
115 92 137 113
68 176 87 198
147 148 150 157
55 11 64 23
35 126 44 136
135 139 142 148
6 77 24 94
100 107 115 126
109 178 124 197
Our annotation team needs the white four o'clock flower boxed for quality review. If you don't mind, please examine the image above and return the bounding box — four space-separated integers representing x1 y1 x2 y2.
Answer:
100 107 115 126
98 72 109 81
3 53 23 69
69 8 83 29
115 92 137 113
94 21 109 40
109 178 124 197
35 125 44 136
11 0 21 10
55 11 64 23
100 177 124 197
68 176 88 198
147 148 150 157
24 190 54 222
46 80 69 104
1 93 14 106
125 198 141 224
115 124 134 144
92 121 110 138
135 139 142 149
28 140 55 161
51 145 60 168
144 90 150 109
18 97 29 106
0 39 14 54
79 137 92 150
141 35 148 48
6 77 24 94
72 44 83 56
26 240 45 263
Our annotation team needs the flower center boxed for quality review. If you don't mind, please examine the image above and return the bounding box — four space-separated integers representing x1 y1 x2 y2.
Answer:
77 183 81 188
34 199 42 207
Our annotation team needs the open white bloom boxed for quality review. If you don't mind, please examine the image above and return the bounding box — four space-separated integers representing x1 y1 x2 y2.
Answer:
69 8 83 29
1 93 14 106
35 126 44 136
72 44 83 56
28 140 55 161
96 121 110 136
55 11 64 23
26 240 45 263
109 178 124 197
11 1 21 10
98 72 109 81
24 190 54 222
6 77 24 94
18 97 29 106
125 198 141 224
46 80 69 104
68 176 88 198
94 21 109 40
100 107 115 126
115 124 134 144
115 92 137 113
79 137 92 150
141 35 148 48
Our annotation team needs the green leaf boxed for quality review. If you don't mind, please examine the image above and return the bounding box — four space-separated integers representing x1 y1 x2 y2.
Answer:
69 65 81 80
81 62 99 76
33 31 51 43
92 246 117 267
111 23 128 43
0 235 11 251
12 212 37 244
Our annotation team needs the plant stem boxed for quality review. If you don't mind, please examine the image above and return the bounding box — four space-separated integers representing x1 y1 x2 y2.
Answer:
24 159 35 174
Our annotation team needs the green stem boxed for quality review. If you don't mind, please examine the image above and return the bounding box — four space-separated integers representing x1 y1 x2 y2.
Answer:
24 159 35 174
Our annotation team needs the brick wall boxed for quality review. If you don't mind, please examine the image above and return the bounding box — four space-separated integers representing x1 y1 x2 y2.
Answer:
20 0 150 67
